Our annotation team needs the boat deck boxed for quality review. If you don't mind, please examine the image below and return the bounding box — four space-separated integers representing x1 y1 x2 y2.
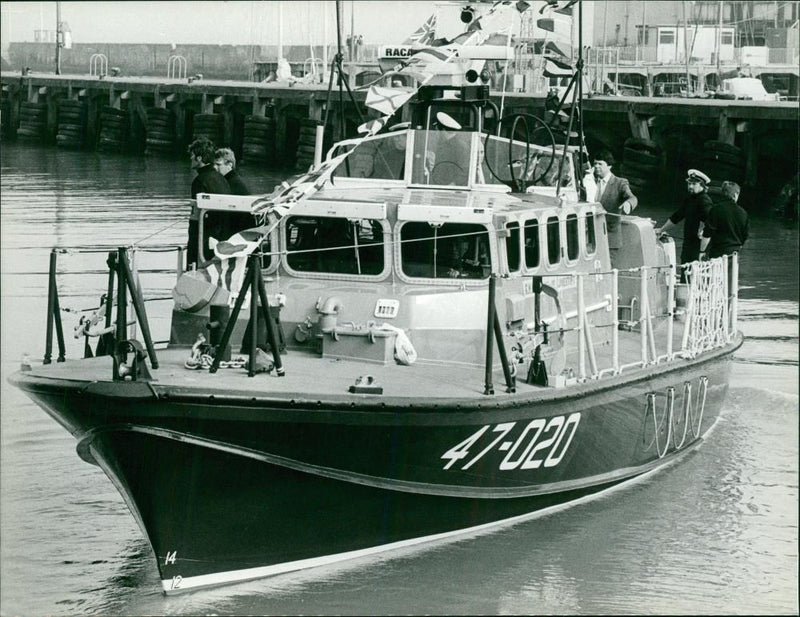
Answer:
26 322 713 404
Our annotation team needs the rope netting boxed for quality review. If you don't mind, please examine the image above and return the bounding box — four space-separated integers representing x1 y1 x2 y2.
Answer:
683 258 729 357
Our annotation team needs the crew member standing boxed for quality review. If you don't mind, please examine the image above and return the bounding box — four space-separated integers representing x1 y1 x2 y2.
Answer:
700 181 749 259
187 138 230 267
214 147 257 236
657 169 714 279
214 148 251 195
587 150 638 258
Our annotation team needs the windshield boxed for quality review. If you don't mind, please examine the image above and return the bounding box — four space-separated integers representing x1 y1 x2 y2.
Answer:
331 132 407 180
480 135 572 189
410 130 473 186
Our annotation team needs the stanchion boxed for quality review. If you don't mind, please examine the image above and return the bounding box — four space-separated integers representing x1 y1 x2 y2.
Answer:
118 248 159 369
253 256 285 376
493 310 515 393
484 276 496 395
43 249 66 364
96 252 117 356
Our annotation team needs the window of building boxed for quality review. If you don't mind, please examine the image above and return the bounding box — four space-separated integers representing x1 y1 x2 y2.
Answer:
546 216 561 265
585 212 596 255
285 216 385 275
506 222 521 272
566 213 579 261
721 32 733 45
659 30 675 45
400 222 489 279
524 219 540 269
752 2 771 20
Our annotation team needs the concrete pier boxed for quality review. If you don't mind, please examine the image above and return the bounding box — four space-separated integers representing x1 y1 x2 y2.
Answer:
2 70 797 210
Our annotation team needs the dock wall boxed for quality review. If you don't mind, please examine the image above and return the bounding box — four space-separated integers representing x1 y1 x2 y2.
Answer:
1 71 797 211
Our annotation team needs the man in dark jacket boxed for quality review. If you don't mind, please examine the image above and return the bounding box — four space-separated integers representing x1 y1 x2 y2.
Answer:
214 147 251 195
187 138 230 267
589 150 638 255
214 147 257 237
700 181 749 258
658 169 714 278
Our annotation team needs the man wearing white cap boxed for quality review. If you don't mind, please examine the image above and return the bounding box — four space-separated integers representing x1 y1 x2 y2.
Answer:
657 168 714 278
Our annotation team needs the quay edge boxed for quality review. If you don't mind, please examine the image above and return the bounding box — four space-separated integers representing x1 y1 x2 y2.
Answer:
2 71 798 211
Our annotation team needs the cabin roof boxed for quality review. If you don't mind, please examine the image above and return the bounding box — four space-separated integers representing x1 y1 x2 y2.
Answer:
310 184 568 217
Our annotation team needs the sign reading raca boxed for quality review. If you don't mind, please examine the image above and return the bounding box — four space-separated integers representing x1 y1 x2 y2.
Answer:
379 45 415 59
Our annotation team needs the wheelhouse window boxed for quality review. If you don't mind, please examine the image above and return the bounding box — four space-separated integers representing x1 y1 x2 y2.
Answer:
411 131 472 186
524 219 540 269
585 211 596 255
285 216 384 275
546 216 561 265
400 222 490 279
505 222 521 272
566 213 579 261
481 136 571 189
331 133 407 180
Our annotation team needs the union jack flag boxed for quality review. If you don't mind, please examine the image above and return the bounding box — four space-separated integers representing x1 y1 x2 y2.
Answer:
403 14 437 46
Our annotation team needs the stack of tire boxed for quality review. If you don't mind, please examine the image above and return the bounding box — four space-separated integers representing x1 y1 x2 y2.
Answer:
241 114 275 165
0 96 10 138
295 119 321 171
16 102 48 142
98 106 127 152
56 99 86 149
701 140 744 186
619 137 663 194
192 113 222 145
145 107 175 155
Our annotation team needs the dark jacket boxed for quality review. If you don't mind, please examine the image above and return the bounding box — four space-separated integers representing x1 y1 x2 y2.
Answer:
188 166 230 266
224 169 258 236
191 165 230 199
596 173 638 248
224 169 251 196
703 198 749 257
669 190 714 262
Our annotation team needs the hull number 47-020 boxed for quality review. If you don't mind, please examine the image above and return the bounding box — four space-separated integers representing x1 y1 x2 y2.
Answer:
441 413 581 471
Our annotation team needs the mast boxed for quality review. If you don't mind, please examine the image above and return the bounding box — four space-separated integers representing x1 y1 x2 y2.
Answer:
577 0 584 178
716 1 722 87
640 1 646 62
277 2 283 65
682 1 690 95
55 0 61 75
323 3 328 72
601 0 608 92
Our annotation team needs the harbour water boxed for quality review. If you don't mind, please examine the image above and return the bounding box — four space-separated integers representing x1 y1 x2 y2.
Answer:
0 142 797 616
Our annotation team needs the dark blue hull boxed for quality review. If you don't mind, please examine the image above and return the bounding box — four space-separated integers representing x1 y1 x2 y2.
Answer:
12 347 734 593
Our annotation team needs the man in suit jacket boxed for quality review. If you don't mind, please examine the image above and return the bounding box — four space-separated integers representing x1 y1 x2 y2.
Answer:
589 150 638 252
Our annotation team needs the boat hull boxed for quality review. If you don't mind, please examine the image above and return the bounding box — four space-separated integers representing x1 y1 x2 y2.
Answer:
11 347 735 594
